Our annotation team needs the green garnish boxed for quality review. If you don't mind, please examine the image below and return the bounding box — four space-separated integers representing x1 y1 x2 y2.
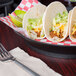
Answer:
28 17 42 27
27 25 33 31
53 11 68 25
14 10 26 19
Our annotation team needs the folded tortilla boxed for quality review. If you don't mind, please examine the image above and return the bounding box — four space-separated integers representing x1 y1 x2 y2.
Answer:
43 1 70 42
22 4 46 39
69 7 76 42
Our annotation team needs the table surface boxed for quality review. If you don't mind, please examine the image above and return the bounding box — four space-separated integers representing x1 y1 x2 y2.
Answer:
0 21 76 76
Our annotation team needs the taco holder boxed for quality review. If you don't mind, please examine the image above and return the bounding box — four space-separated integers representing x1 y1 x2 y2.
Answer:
0 0 76 59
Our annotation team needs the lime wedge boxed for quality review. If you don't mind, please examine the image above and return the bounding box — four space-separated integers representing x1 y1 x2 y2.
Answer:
9 14 22 27
14 10 26 19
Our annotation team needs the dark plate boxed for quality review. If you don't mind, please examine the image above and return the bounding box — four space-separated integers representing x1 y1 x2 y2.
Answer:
15 31 76 59
0 21 76 59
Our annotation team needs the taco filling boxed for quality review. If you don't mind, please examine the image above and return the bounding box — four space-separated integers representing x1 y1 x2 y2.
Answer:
49 11 68 39
27 17 45 39
71 23 76 38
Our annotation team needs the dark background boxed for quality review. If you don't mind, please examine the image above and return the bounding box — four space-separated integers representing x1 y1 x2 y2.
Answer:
0 0 75 16
11 0 76 11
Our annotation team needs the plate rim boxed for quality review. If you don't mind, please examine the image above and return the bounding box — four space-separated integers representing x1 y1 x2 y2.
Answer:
14 30 76 47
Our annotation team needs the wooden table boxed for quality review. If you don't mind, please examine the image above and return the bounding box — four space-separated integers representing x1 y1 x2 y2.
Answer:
0 21 76 76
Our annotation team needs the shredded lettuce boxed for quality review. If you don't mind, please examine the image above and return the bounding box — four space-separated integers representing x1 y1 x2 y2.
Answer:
53 11 68 25
27 17 42 31
27 17 45 39
28 17 42 28
27 25 33 31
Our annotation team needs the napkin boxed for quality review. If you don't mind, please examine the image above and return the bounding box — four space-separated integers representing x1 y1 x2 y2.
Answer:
0 47 61 76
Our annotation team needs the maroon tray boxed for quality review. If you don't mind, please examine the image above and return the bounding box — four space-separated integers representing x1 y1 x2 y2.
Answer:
0 21 76 59
1 21 76 76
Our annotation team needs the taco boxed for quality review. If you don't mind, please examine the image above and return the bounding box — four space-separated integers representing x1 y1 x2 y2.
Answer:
22 4 46 39
69 7 76 42
43 1 69 42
